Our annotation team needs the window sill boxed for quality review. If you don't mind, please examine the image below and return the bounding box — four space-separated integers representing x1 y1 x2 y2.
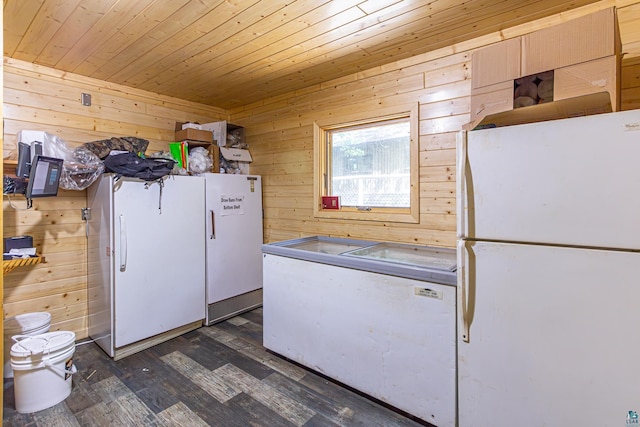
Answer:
314 206 419 224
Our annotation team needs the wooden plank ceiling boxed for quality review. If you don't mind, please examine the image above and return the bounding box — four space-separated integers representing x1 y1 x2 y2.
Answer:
4 0 601 110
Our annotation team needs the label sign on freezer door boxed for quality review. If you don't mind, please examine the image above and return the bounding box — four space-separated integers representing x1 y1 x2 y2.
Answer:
414 287 443 300
221 195 245 215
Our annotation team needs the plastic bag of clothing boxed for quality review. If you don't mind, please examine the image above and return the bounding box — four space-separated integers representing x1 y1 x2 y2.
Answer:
188 147 213 174
34 132 104 191
82 136 149 159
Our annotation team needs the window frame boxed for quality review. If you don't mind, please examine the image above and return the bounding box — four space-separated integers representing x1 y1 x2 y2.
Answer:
313 105 419 223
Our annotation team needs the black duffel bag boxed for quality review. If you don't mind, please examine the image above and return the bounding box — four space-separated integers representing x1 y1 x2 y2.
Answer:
103 152 175 181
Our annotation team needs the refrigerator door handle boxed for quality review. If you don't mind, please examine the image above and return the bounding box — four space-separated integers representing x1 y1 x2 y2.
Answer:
210 210 216 239
457 239 470 342
456 131 468 238
119 214 127 271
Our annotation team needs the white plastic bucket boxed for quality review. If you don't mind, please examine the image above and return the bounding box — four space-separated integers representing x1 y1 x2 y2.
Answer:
10 331 77 414
4 312 51 378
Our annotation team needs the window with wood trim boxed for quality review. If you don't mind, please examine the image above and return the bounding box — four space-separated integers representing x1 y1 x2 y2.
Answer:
314 106 419 223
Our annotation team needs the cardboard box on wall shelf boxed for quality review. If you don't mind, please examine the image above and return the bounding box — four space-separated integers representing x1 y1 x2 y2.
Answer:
471 37 521 90
174 128 213 143
554 55 620 111
521 7 618 76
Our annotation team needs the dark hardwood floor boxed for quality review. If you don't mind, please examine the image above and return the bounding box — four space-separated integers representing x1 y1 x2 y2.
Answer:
3 308 433 427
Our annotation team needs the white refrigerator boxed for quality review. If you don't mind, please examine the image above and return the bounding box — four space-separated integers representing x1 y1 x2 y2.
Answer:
87 174 205 360
456 109 640 426
204 173 263 324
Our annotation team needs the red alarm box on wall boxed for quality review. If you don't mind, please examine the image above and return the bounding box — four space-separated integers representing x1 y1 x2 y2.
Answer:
322 196 340 209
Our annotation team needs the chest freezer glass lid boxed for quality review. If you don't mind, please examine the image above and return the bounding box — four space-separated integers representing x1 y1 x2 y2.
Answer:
344 243 457 271
282 239 371 255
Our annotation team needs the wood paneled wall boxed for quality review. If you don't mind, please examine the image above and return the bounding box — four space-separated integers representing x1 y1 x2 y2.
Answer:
3 59 228 338
3 0 640 341
230 0 640 247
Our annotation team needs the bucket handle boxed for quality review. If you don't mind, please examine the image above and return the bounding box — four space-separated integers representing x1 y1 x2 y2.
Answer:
11 334 47 354
44 360 77 376
12 334 36 342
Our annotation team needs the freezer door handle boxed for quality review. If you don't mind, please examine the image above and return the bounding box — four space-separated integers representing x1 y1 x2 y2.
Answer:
456 131 468 238
119 214 127 271
458 240 470 342
210 210 216 239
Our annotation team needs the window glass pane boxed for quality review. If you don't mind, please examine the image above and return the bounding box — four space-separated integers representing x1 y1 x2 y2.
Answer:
329 119 410 208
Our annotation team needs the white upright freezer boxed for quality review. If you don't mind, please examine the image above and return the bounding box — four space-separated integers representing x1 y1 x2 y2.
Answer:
456 109 640 426
204 173 263 324
87 174 206 360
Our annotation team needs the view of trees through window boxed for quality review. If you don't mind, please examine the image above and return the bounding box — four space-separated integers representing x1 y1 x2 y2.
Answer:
328 118 410 208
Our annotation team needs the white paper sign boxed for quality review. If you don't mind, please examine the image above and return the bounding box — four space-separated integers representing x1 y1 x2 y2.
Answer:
220 195 244 216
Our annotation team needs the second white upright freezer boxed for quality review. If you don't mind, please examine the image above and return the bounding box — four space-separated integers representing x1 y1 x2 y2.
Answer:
204 173 263 324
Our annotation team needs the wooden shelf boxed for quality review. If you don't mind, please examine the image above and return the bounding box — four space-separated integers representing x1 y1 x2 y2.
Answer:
3 159 18 176
3 256 42 274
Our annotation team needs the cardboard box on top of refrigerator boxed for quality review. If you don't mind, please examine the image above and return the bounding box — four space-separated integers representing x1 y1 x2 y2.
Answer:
521 7 619 76
200 121 227 147
174 128 213 143
471 37 521 90
220 147 252 163
188 141 220 173
554 55 620 111
174 121 201 131
181 123 202 130
463 91 613 131
469 80 514 122
220 146 252 174
469 7 620 116
200 121 245 148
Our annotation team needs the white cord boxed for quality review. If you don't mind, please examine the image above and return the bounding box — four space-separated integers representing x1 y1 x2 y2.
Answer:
4 193 30 210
